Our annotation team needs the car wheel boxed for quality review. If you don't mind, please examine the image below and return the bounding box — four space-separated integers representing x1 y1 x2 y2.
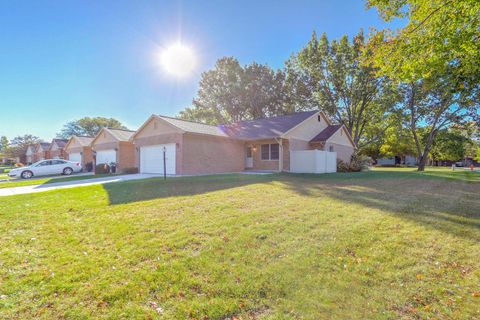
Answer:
63 167 73 175
21 170 33 179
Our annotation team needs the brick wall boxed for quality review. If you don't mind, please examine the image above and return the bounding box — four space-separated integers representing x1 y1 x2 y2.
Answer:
182 133 244 175
118 141 136 171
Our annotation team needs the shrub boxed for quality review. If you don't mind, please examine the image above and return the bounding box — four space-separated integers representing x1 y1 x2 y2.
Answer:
122 167 139 174
337 154 371 172
95 163 110 174
14 162 24 168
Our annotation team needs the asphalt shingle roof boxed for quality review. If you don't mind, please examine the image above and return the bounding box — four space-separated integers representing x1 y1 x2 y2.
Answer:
310 124 343 142
52 139 68 148
158 116 229 137
107 128 136 141
221 111 318 140
38 142 51 151
155 111 321 140
74 136 94 146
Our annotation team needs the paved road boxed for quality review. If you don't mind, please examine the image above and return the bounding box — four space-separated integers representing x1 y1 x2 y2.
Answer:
0 174 164 197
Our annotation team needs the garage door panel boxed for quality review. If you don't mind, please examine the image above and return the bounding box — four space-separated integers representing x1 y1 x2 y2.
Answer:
96 150 116 165
69 153 82 163
140 144 176 174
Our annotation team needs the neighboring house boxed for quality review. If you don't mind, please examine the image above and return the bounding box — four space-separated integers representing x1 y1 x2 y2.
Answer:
64 136 94 169
377 155 417 166
32 142 51 162
25 145 36 164
130 110 355 175
49 138 69 159
90 128 136 171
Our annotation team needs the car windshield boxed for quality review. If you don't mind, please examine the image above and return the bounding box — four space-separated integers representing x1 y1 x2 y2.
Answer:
30 160 45 166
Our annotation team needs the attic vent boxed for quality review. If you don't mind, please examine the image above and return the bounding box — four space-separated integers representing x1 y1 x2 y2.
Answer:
154 122 158 130
317 115 321 122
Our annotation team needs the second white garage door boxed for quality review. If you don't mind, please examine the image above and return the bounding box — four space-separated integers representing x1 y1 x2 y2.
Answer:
69 152 82 163
96 149 117 165
140 144 176 174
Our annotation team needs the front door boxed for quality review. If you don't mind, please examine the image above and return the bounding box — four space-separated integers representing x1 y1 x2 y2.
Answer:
245 146 253 168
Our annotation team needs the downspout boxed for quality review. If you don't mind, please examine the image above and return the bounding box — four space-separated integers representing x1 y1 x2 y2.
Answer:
274 137 283 172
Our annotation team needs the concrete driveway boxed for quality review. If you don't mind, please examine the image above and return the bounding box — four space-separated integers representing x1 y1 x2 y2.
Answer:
0 173 164 197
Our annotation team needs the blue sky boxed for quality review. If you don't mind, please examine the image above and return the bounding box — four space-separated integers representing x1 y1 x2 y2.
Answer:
0 0 401 140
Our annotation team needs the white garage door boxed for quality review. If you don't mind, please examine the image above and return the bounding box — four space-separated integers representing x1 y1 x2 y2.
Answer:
96 149 116 165
140 144 176 174
69 152 82 163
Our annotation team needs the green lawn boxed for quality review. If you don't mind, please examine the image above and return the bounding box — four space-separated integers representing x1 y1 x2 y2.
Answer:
0 173 117 189
0 168 479 319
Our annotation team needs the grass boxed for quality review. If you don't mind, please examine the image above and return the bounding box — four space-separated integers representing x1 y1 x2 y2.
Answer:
0 173 118 189
0 168 479 319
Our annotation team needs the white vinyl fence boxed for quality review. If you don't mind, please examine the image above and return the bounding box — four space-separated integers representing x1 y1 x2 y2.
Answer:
290 150 337 174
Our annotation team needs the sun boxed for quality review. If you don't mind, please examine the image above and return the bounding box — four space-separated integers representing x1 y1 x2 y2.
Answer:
160 42 196 78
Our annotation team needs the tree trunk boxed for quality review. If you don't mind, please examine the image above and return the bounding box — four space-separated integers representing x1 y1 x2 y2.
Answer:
418 156 428 171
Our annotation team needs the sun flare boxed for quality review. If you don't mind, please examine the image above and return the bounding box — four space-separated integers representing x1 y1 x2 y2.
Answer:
160 42 196 77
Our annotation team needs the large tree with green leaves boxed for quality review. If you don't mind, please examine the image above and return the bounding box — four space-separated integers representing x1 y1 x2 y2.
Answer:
367 0 480 123
0 136 8 152
367 0 480 81
179 57 293 124
286 30 397 149
57 117 128 139
429 129 469 163
396 73 474 171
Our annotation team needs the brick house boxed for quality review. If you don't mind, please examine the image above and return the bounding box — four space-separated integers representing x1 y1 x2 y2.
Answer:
64 136 94 169
130 110 355 175
48 139 69 159
25 145 36 164
90 128 136 171
32 142 51 162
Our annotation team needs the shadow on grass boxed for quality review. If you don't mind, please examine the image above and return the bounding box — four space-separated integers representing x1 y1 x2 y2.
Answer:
103 173 275 205
279 171 480 241
102 169 479 240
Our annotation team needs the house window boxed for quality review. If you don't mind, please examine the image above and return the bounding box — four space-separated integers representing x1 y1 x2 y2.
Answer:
318 115 321 122
329 145 334 152
261 144 270 160
270 144 279 160
261 143 280 160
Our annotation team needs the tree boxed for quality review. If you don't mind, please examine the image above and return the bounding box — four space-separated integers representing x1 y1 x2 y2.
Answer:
4 135 41 160
0 136 8 152
57 117 128 139
367 0 480 83
396 73 474 171
287 30 397 149
429 129 468 163
179 57 292 124
367 0 480 124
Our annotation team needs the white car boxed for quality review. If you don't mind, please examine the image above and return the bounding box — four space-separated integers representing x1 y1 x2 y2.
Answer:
8 159 82 179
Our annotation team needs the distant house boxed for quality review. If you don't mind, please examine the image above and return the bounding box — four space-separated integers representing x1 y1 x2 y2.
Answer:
49 139 69 159
64 136 94 169
130 110 355 175
25 145 36 164
90 128 136 171
32 142 51 162
377 155 417 166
